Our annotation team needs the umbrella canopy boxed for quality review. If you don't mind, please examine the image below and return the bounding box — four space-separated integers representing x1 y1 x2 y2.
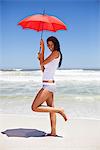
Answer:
18 14 67 32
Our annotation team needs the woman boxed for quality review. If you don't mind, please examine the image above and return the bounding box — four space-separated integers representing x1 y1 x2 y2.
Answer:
31 36 67 136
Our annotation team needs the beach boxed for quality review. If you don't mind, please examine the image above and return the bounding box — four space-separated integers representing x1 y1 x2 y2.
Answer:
1 0 99 148
0 69 100 150
0 114 100 150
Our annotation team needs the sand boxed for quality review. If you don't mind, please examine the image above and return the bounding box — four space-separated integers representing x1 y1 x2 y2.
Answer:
0 113 100 150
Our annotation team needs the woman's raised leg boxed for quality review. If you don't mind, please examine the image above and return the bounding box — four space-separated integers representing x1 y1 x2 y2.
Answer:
31 88 67 121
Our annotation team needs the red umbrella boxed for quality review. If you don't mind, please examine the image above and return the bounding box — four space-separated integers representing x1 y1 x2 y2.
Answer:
18 14 67 31
18 13 67 36
18 12 67 51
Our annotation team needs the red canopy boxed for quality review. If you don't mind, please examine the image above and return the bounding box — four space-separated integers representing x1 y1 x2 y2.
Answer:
18 14 67 32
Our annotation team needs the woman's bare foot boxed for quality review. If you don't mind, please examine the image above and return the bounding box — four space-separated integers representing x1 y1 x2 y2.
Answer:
49 129 56 136
46 133 57 136
59 108 67 121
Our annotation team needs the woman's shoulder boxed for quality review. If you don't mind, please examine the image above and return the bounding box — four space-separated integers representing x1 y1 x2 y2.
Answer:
54 50 61 59
52 50 60 59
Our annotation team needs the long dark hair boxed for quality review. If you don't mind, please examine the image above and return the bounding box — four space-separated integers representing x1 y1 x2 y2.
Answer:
47 36 62 68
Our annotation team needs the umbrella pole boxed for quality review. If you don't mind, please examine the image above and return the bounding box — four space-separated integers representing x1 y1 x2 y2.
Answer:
39 9 45 52
41 9 45 40
41 30 44 40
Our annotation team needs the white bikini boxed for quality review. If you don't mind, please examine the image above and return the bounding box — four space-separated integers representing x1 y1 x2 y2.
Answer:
42 53 60 93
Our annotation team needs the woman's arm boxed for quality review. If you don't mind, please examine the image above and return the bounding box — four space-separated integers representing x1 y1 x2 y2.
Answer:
40 50 59 67
38 39 45 72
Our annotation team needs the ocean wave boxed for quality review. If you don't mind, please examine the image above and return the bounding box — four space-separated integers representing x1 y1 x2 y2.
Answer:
0 70 100 82
0 76 100 82
0 76 42 82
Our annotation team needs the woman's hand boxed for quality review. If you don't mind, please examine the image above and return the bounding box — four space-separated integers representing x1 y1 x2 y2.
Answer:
37 52 41 60
37 52 45 72
40 39 44 50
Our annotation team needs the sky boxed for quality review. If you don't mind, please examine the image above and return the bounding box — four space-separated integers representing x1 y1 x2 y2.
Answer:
0 0 100 69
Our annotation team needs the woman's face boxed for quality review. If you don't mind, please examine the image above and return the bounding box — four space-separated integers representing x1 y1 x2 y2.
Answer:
47 41 54 52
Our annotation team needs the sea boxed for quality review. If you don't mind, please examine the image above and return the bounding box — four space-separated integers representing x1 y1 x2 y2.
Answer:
0 69 100 119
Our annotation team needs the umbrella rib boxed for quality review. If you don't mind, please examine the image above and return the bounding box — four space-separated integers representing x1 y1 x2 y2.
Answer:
37 21 45 31
51 23 56 32
37 21 42 32
47 17 56 32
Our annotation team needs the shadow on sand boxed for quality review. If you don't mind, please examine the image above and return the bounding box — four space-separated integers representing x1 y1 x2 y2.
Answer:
1 128 63 138
1 128 46 138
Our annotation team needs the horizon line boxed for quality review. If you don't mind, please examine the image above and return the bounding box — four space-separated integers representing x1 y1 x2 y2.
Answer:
0 67 100 71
